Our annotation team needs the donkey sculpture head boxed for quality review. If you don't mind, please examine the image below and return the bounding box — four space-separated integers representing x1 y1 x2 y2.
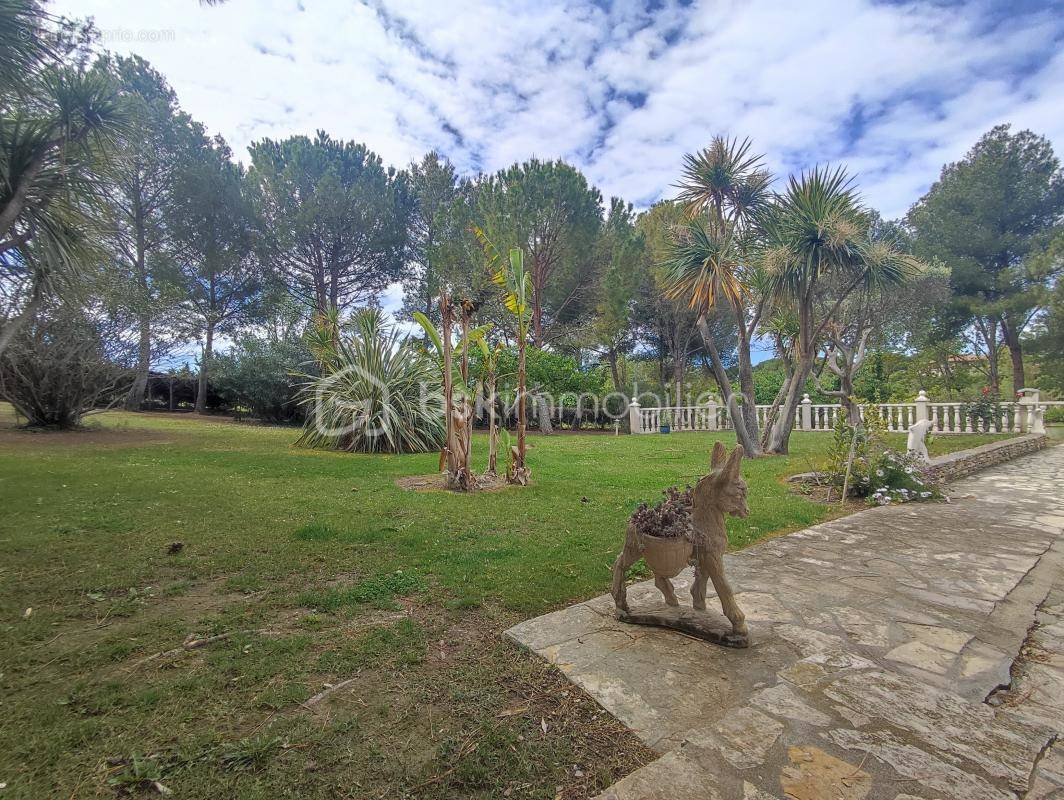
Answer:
693 441 749 520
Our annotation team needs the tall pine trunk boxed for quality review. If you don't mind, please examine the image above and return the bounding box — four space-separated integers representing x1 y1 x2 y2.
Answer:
125 314 151 411
1002 316 1025 395
195 322 214 414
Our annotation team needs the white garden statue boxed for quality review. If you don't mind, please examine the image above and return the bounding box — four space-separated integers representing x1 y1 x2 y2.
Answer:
907 419 933 463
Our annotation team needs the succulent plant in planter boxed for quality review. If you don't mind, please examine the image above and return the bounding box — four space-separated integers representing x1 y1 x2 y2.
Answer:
628 486 697 588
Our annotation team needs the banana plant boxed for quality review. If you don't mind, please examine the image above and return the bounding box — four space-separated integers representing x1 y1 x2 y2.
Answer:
473 336 507 476
413 297 490 491
473 226 532 485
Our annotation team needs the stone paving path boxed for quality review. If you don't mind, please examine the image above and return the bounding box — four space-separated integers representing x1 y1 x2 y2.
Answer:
506 445 1064 800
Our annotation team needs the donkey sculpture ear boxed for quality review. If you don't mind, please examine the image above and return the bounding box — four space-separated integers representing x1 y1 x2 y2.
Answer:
710 441 727 471
724 444 745 478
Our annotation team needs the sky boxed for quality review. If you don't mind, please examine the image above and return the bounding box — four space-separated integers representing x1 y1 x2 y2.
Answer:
53 0 1064 364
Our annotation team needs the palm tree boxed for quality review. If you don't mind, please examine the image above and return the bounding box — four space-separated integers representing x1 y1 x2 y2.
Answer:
760 167 917 454
295 308 446 455
664 136 773 456
1 4 128 354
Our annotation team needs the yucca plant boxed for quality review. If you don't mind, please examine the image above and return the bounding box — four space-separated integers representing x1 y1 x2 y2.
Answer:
474 227 532 485
295 308 444 454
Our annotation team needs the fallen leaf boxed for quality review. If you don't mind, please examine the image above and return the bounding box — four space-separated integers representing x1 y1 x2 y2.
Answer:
496 706 529 718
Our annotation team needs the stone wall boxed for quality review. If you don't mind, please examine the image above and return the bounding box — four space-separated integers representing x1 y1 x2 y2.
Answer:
927 434 1051 483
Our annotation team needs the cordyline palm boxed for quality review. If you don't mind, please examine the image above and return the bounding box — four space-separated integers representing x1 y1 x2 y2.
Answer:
0 0 52 95
759 166 917 453
1 66 128 257
473 225 532 485
664 136 772 456
1 16 128 357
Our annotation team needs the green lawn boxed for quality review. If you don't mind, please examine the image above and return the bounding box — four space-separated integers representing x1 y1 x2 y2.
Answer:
0 410 1010 798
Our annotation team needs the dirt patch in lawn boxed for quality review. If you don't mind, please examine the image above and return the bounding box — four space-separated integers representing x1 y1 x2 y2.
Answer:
791 483 868 511
0 424 176 449
396 472 513 492
44 577 257 660
280 607 657 799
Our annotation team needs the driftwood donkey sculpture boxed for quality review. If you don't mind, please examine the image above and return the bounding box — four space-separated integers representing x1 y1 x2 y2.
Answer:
612 442 749 645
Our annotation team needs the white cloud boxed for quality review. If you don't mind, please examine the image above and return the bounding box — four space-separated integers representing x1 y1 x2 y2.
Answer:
56 0 1064 219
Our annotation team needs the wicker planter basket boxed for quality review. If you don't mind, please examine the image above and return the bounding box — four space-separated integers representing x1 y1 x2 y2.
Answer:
638 530 694 578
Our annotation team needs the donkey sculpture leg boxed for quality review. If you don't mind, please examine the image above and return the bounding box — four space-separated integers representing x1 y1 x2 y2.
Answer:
611 526 642 613
697 549 747 636
691 557 710 611
654 576 680 606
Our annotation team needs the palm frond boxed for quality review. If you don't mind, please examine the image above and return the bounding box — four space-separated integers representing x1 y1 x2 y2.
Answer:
676 136 769 219
662 218 743 311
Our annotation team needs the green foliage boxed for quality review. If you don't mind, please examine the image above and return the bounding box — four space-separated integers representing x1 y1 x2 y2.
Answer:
825 410 940 503
1030 239 1064 394
475 158 603 344
593 198 645 384
212 335 310 423
0 12 132 352
295 308 445 454
907 124 1064 393
248 132 411 314
218 735 283 772
402 152 483 321
960 389 1005 430
495 347 607 398
107 753 165 793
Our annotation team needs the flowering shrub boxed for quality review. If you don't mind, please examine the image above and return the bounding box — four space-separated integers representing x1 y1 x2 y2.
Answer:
825 409 941 505
866 449 941 506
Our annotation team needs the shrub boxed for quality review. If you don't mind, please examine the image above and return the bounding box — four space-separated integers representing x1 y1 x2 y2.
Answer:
0 304 133 428
866 449 941 506
825 408 940 504
212 335 310 423
961 388 1004 431
295 308 445 454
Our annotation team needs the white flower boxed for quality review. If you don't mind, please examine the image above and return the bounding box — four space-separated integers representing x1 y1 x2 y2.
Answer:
876 469 884 477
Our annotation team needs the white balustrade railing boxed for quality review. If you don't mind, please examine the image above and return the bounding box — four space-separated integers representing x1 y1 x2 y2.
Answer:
629 388 1053 436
